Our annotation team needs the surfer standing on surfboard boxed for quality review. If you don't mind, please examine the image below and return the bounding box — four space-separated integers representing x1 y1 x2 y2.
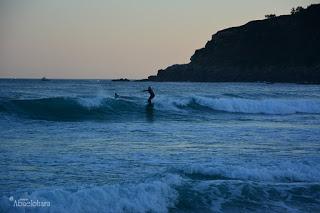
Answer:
143 86 155 104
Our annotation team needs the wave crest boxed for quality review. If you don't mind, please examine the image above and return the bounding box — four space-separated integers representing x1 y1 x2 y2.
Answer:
1 95 319 121
0 174 182 213
0 97 142 121
179 161 320 182
154 96 320 115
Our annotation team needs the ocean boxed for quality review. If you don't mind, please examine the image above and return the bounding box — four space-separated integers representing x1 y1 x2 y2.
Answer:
0 79 320 213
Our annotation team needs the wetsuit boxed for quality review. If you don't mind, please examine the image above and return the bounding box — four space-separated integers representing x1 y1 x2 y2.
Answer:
144 87 155 104
148 88 155 104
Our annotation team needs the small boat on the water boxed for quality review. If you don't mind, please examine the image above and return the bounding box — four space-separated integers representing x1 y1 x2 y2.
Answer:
41 77 50 81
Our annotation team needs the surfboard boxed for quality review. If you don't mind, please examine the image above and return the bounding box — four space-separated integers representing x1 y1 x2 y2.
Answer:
147 102 154 107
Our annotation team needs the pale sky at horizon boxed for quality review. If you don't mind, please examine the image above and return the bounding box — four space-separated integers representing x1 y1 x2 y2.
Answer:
0 0 319 79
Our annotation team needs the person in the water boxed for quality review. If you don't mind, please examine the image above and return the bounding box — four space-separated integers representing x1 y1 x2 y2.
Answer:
114 93 119 99
143 86 155 104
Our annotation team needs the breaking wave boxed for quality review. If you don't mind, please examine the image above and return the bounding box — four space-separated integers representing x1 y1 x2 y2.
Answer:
0 95 319 121
155 96 320 115
172 161 320 212
1 170 319 213
0 174 182 213
191 96 320 114
0 97 142 121
178 161 320 182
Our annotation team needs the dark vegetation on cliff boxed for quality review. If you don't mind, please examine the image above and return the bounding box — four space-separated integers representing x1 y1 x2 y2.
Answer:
148 4 320 83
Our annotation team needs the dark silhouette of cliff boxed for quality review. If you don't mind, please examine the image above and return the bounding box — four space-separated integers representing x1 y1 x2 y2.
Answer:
148 4 320 83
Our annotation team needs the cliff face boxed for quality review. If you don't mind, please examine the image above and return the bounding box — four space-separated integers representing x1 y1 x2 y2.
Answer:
148 4 320 83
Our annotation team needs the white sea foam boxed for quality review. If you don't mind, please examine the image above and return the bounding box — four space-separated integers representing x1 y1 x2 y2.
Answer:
183 161 320 212
0 174 183 213
180 161 320 182
194 179 316 213
154 96 320 115
193 97 320 114
60 95 320 115
153 96 190 112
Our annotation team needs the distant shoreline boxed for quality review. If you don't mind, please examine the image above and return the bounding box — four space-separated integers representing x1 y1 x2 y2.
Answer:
1 78 320 85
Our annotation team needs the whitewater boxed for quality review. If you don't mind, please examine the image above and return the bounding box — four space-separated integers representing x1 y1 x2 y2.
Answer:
0 79 320 212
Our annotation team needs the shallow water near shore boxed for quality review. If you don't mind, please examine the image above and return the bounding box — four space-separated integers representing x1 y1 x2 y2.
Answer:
1 79 320 212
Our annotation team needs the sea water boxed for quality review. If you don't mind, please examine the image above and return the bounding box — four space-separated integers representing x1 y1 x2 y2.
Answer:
0 79 320 213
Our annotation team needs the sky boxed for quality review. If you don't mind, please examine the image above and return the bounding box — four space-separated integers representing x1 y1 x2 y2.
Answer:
0 0 319 79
